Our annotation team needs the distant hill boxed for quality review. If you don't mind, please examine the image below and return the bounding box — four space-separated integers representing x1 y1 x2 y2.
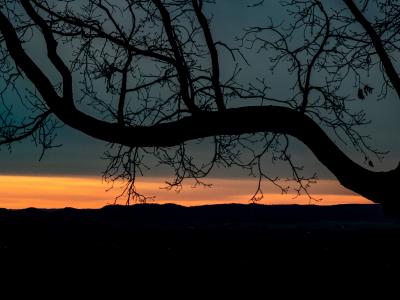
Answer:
0 203 387 226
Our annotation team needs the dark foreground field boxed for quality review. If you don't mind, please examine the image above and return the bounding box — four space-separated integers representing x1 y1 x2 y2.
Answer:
1 203 400 291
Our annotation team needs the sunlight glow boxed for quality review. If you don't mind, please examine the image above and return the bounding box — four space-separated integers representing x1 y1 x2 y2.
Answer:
0 175 372 209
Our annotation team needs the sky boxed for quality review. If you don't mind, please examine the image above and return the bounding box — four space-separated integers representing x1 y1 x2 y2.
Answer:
0 175 370 209
0 0 399 208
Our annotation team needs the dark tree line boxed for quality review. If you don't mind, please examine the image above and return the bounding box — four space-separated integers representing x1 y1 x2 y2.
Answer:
0 0 399 213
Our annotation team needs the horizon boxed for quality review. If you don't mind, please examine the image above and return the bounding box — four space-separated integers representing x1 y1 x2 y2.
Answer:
0 174 371 209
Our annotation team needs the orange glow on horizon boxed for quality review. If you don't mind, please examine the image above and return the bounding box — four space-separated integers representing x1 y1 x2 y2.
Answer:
0 174 372 209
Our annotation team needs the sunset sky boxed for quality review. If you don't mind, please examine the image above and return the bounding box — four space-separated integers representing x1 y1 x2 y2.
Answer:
0 175 371 209
0 1 399 209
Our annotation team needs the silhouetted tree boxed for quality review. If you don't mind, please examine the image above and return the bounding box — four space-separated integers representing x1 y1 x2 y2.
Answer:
0 0 399 213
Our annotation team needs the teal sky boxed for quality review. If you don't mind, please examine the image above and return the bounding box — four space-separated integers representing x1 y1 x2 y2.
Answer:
0 0 399 180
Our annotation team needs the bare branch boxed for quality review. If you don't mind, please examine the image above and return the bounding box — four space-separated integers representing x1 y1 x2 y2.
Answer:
192 0 225 111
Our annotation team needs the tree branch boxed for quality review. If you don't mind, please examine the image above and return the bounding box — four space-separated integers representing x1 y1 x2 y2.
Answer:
152 0 199 113
343 0 400 99
0 9 61 107
0 110 52 146
117 52 132 125
192 0 225 111
30 0 177 65
21 0 73 102
300 1 330 113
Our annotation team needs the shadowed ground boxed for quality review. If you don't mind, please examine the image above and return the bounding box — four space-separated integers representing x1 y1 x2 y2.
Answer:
1 203 399 291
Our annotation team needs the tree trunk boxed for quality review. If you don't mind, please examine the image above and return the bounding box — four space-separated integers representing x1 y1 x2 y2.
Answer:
338 164 400 216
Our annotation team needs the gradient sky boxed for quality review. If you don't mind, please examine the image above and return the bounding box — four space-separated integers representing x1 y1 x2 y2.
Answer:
0 1 399 208
0 175 370 209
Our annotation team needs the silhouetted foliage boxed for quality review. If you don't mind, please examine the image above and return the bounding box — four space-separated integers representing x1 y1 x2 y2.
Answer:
0 1 399 212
